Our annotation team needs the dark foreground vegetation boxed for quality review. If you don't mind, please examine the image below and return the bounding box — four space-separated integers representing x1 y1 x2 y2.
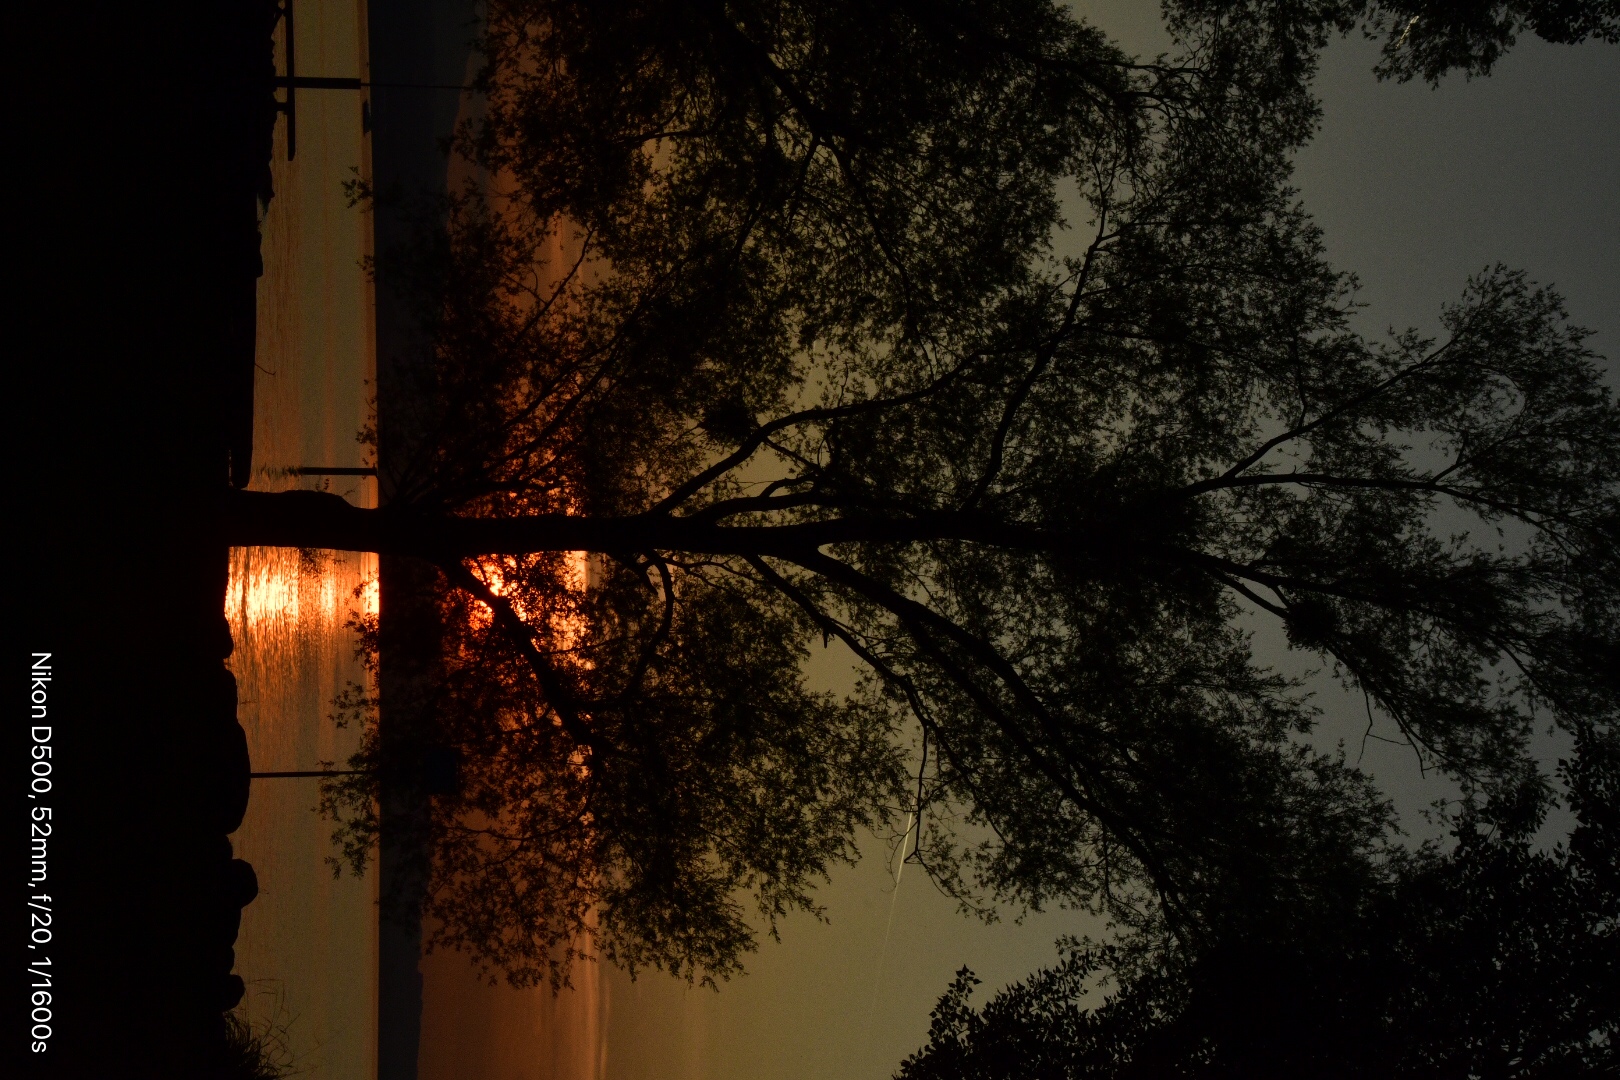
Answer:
17 1 276 1076
900 733 1618 1076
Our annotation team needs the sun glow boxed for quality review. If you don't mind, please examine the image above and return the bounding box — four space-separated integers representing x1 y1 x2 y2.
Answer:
468 550 591 655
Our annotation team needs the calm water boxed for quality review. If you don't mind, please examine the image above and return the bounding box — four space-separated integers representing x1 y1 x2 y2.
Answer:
227 1 378 1074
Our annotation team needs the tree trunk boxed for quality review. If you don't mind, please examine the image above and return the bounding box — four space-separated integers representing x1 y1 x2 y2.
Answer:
217 487 1068 557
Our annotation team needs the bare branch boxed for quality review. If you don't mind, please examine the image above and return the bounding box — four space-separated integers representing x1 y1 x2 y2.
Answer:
785 548 1192 935
649 360 979 516
1181 334 1468 498
964 209 1112 508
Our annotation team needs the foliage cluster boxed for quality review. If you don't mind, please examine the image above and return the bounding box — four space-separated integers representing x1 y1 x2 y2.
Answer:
900 724 1619 1076
296 0 1620 1013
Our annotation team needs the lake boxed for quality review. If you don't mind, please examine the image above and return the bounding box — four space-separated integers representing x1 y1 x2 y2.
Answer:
227 0 377 1073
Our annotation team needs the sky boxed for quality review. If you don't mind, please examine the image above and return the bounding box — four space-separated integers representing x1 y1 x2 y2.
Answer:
1280 26 1618 835
1073 0 1618 833
1297 32 1618 355
1081 1 1618 352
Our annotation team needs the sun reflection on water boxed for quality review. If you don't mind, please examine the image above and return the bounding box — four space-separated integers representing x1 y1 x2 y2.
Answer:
226 547 380 637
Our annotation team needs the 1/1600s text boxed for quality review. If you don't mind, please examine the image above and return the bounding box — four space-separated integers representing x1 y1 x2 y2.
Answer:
29 652 56 1054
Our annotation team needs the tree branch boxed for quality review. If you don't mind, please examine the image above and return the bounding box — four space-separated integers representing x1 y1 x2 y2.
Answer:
219 487 1076 555
1192 471 1588 535
649 359 978 515
963 210 1110 508
784 548 1191 934
608 555 676 705
435 558 614 758
1181 335 1468 498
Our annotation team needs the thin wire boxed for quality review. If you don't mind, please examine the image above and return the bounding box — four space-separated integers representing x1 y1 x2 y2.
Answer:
859 811 917 1058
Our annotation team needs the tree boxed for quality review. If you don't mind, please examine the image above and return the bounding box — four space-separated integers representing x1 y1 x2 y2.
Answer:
1362 0 1618 80
219 0 1618 989
1171 0 1618 84
896 724 1619 1077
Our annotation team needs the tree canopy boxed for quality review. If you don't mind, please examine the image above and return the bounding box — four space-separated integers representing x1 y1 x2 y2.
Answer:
220 0 1620 994
1173 0 1619 83
898 723 1619 1076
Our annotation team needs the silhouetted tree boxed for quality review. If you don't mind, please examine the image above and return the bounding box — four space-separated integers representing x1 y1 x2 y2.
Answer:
1362 0 1618 80
897 723 1619 1077
217 0 1618 989
1171 0 1617 83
